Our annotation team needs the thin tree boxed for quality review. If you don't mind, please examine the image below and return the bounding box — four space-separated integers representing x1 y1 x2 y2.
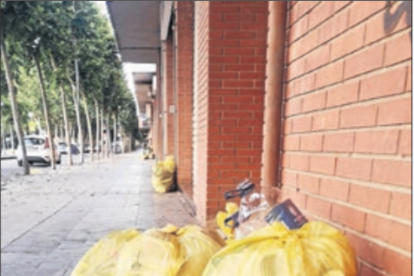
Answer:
80 88 94 161
0 2 32 174
50 55 73 165
32 48 56 169
94 98 100 160
1 41 30 174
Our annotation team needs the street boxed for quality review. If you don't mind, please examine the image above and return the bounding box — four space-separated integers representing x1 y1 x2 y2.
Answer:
1 152 196 276
1 154 79 185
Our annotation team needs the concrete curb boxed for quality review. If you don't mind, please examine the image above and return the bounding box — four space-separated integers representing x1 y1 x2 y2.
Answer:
1 156 16 160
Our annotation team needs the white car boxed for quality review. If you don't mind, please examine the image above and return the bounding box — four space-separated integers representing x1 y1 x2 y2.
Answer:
16 135 61 166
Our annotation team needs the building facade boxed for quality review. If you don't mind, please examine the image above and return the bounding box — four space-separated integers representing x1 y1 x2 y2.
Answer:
108 2 412 276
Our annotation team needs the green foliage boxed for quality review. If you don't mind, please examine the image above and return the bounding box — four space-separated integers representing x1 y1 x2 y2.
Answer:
1 1 138 138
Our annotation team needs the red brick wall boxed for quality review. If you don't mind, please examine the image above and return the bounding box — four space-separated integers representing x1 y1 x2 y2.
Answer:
193 1 268 223
174 1 194 195
282 2 411 276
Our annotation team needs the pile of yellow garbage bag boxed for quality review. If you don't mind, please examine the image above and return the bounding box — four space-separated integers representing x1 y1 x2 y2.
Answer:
202 221 357 276
70 222 357 276
152 155 175 193
71 224 225 276
70 229 141 276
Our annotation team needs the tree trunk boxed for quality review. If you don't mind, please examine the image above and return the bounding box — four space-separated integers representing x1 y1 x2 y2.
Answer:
69 121 73 144
50 51 74 166
106 114 112 158
54 125 58 145
81 89 94 162
1 40 30 174
67 75 84 164
2 131 6 153
94 99 100 160
101 106 106 158
51 57 73 165
9 124 14 151
1 127 5 154
112 113 117 155
119 125 125 154
35 118 43 135
34 55 56 170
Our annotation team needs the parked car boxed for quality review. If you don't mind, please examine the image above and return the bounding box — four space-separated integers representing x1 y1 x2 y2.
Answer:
57 142 80 155
83 144 92 153
16 135 61 166
57 142 67 154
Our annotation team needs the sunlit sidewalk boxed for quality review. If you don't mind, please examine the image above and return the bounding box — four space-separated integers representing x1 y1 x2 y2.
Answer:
1 151 197 276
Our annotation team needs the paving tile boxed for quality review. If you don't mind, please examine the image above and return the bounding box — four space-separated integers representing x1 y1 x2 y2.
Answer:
1 151 198 275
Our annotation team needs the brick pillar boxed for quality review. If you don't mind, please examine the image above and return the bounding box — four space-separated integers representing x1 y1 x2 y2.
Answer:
152 98 158 155
157 59 164 159
193 1 210 224
174 1 194 197
165 37 175 156
193 1 269 224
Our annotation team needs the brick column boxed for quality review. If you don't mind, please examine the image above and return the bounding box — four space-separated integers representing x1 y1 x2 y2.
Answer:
166 37 175 156
152 98 158 155
193 1 269 224
157 56 165 159
174 1 194 197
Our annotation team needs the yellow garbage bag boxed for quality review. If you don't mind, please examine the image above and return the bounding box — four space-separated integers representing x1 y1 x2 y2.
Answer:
116 224 224 276
202 221 357 276
70 228 140 276
152 155 176 193
216 202 239 240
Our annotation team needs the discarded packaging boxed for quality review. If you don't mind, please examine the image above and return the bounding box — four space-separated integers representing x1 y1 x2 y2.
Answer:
265 199 308 229
219 180 279 239
202 221 358 276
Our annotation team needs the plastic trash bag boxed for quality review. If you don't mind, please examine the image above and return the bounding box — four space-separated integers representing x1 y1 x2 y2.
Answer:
216 202 239 240
116 224 224 276
152 155 175 193
176 225 225 276
233 192 270 239
70 228 140 276
202 221 357 276
221 180 274 240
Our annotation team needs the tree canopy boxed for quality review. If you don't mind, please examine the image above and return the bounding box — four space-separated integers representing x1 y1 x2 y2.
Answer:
1 1 138 154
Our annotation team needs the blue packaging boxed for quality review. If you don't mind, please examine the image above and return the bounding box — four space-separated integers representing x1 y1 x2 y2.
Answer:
265 199 308 230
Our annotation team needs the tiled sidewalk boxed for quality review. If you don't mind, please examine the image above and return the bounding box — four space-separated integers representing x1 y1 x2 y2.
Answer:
1 152 197 276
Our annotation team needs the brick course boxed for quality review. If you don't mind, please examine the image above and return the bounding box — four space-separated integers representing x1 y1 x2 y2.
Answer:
282 2 412 275
174 1 194 197
154 2 411 273
192 1 268 223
